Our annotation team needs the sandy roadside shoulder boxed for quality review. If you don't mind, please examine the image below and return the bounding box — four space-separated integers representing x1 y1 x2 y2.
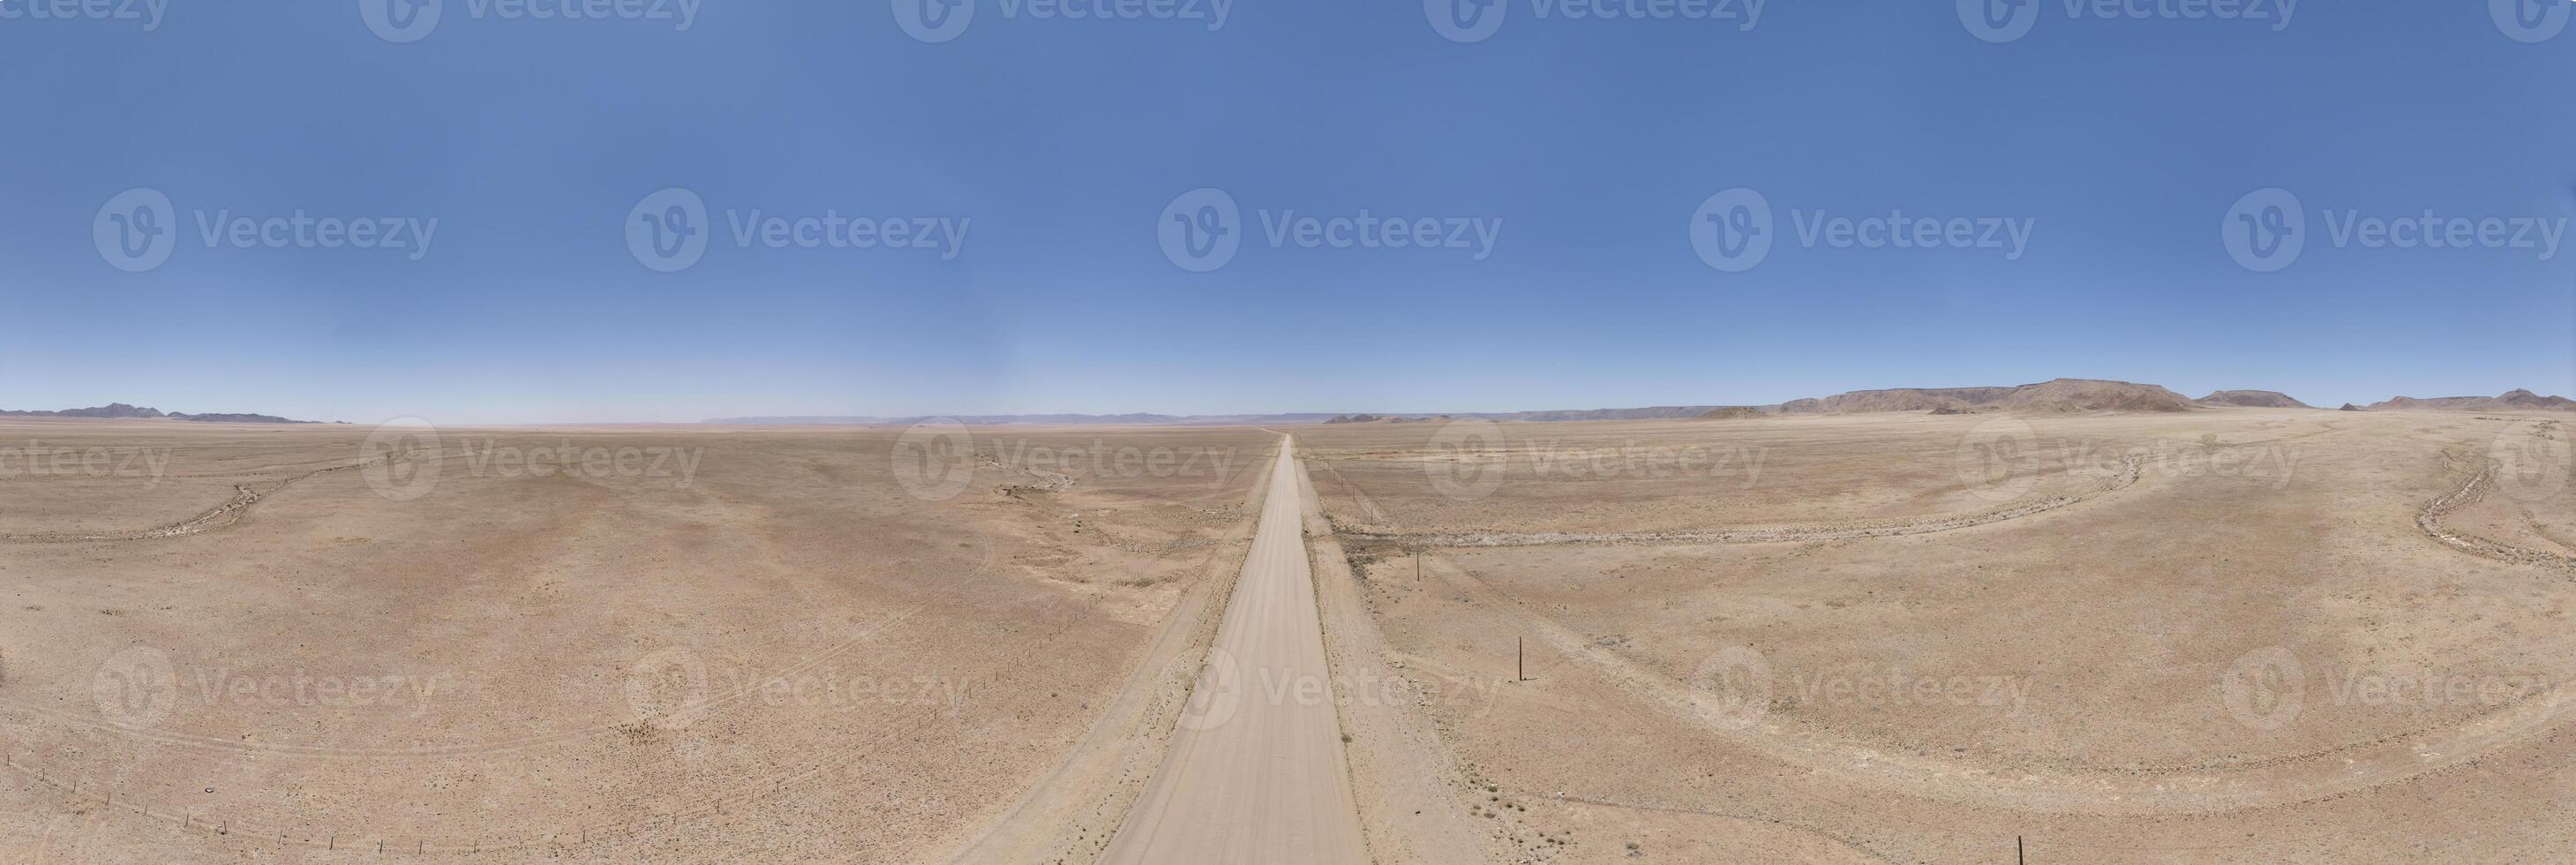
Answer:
934 437 1281 864
1296 451 1497 864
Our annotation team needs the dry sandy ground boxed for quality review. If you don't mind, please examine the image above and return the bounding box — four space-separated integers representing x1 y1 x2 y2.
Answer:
7 409 2572 863
1306 409 2576 863
0 419 1276 862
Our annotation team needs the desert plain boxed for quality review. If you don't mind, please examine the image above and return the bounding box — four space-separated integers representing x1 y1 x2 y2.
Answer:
0 404 2571 863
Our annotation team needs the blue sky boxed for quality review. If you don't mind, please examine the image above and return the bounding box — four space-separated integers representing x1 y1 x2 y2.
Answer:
3 0 2571 423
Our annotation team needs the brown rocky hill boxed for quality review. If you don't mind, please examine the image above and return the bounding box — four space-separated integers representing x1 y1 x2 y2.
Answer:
1995 379 2199 412
2199 390 2312 409
1697 406 1767 419
1779 379 2197 415
1776 387 2014 414
2368 389 2576 412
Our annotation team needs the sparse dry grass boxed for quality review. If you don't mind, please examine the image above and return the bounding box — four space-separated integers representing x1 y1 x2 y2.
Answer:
0 420 1271 862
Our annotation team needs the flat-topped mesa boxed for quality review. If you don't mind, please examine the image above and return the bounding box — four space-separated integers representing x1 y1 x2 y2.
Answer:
2368 390 2576 411
2200 390 2312 409
1778 378 2199 415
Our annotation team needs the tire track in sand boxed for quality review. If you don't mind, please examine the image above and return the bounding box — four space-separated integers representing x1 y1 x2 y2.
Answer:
1423 548 2576 816
0 451 420 544
2415 450 2576 572
1345 420 2354 551
1342 456 2145 550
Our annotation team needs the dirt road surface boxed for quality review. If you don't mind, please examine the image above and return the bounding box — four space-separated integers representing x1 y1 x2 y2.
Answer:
1100 436 1371 865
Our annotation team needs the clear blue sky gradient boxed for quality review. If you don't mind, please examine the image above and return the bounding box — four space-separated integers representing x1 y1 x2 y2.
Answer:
4 1 2571 423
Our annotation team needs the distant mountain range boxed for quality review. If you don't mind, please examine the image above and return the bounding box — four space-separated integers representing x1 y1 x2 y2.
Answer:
0 403 320 424
16 384 2565 430
1769 379 2202 414
707 380 2572 425
706 412 1353 426
2366 389 2576 412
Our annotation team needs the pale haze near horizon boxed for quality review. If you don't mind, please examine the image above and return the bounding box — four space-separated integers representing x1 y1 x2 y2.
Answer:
3 2 2570 424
